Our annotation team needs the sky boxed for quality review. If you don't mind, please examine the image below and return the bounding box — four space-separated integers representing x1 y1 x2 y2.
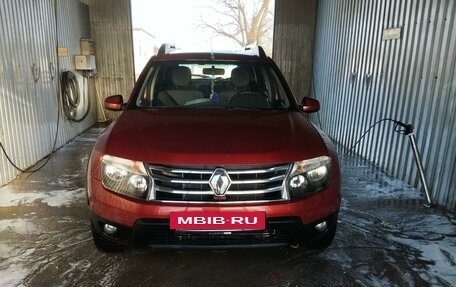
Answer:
131 0 242 51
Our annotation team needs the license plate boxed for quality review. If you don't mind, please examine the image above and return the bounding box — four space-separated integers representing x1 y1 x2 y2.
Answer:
169 211 266 231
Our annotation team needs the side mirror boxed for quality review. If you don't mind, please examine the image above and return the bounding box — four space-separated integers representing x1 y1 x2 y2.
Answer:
301 97 320 113
104 95 124 111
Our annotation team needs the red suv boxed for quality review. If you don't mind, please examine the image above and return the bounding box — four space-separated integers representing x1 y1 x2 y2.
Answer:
87 44 341 252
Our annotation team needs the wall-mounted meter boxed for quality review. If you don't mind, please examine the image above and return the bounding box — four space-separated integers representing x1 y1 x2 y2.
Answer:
74 38 96 71
80 38 95 55
74 55 96 70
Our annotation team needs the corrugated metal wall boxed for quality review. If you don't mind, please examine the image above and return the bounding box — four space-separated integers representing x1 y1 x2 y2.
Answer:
273 0 316 101
313 0 456 212
56 0 98 142
0 0 97 185
82 0 135 122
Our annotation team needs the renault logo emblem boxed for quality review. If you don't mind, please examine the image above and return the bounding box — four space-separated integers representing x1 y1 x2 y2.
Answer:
209 168 232 196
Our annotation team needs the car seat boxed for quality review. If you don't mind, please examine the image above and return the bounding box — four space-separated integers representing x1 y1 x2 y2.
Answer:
228 67 269 109
156 66 204 106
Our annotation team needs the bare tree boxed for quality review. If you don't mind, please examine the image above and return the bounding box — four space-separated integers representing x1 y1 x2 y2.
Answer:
199 0 273 54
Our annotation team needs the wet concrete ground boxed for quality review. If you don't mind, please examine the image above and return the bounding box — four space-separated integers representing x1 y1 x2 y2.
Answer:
0 126 455 287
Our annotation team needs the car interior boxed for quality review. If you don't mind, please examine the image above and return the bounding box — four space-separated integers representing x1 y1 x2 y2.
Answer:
137 62 290 110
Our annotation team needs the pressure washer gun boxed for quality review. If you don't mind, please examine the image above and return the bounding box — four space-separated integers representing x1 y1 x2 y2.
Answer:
393 120 433 207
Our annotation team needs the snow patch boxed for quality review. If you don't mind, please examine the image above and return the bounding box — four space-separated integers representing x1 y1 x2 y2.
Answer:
384 212 456 286
0 186 85 207
73 137 97 142
0 246 34 287
0 219 36 234
364 176 420 198
389 235 456 285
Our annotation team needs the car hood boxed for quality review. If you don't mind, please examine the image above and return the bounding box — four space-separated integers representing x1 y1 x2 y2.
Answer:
105 109 328 166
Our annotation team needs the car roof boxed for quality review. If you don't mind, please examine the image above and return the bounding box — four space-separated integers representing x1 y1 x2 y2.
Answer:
152 44 270 62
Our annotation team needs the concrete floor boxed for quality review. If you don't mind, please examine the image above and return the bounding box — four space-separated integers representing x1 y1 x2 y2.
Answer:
0 126 455 287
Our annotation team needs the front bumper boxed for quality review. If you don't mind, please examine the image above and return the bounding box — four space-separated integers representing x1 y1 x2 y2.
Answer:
89 178 340 227
90 211 339 249
88 176 340 249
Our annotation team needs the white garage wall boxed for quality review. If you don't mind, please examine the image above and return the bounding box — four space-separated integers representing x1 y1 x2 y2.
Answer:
313 0 456 212
0 0 97 185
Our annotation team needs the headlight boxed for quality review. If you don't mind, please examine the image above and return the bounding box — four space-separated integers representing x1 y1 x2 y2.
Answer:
101 155 151 200
288 156 330 198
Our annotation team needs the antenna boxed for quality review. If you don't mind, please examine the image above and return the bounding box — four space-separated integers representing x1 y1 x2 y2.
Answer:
210 39 214 60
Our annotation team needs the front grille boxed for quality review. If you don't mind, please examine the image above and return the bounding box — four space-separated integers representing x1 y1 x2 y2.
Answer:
149 229 289 247
131 219 297 248
147 164 291 202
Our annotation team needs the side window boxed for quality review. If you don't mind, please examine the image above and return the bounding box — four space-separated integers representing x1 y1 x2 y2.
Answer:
259 67 272 98
136 65 159 107
260 66 290 108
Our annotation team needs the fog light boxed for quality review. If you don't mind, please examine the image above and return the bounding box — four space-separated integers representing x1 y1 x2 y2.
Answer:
103 224 118 235
315 221 327 232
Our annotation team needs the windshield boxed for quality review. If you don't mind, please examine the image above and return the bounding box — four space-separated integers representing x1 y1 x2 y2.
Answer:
135 61 291 110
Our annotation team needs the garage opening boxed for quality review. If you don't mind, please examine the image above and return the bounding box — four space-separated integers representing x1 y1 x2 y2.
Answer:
1 0 456 286
131 0 275 78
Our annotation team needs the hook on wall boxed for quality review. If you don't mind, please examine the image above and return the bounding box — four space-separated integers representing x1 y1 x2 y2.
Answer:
32 63 41 83
49 62 56 81
364 72 372 89
350 70 357 83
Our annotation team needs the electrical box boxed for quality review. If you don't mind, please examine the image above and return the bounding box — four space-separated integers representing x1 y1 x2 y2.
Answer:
74 55 96 70
382 27 402 41
58 47 69 57
80 39 95 55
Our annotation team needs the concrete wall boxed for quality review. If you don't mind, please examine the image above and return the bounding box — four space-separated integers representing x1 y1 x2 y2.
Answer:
273 0 316 102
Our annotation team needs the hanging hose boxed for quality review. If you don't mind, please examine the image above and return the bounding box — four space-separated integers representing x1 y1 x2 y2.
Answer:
340 118 433 207
61 70 91 122
341 118 409 156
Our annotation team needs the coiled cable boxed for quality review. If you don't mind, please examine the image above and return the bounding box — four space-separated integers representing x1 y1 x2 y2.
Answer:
61 70 91 122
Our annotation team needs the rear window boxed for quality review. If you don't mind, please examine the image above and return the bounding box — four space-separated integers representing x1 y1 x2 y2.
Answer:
135 62 291 110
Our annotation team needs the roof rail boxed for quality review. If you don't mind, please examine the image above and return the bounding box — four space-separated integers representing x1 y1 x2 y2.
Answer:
157 43 176 56
245 45 267 58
